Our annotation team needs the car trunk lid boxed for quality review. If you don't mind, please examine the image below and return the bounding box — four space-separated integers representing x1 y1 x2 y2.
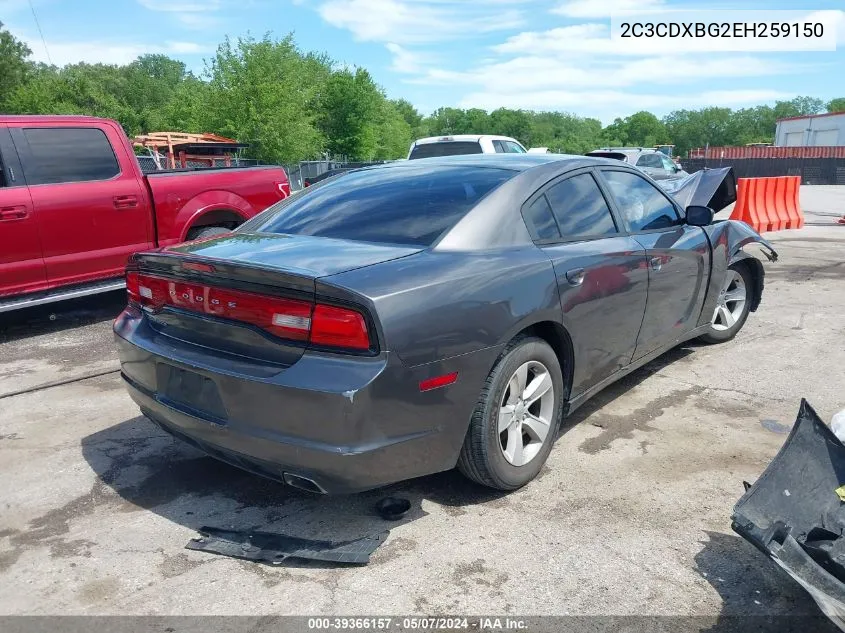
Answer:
164 232 422 278
128 233 419 367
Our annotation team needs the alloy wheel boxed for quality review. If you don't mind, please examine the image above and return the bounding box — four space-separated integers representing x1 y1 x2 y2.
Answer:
712 269 747 331
498 361 555 466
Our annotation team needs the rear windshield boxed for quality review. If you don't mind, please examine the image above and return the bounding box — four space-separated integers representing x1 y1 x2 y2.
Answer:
409 142 483 160
249 165 515 246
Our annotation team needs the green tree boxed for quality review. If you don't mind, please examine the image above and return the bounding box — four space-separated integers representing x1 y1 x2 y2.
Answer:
319 68 383 159
0 21 34 110
7 63 131 124
663 107 733 156
598 111 666 148
391 98 425 138
827 98 845 113
726 105 776 146
426 107 468 135
373 99 412 159
773 96 825 120
201 34 330 163
121 54 190 132
489 108 531 145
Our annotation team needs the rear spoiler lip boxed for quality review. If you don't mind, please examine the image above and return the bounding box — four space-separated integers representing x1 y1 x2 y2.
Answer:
129 250 316 299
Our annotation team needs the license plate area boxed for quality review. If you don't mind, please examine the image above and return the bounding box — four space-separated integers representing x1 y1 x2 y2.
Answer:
156 363 228 424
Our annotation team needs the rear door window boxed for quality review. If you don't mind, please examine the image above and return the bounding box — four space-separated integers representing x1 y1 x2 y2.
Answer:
408 142 483 159
544 173 617 239
20 127 120 185
601 170 680 232
251 165 515 246
522 195 561 241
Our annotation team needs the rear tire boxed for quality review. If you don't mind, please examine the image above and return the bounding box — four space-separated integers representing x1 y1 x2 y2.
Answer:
458 336 564 490
698 263 753 344
187 226 231 241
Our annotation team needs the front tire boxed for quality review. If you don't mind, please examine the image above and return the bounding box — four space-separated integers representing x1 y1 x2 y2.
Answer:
698 263 753 344
458 337 564 490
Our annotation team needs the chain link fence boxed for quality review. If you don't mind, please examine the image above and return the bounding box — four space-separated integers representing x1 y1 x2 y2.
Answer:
137 154 397 190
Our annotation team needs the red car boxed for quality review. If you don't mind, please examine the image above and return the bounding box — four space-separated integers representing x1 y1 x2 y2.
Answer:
0 115 289 312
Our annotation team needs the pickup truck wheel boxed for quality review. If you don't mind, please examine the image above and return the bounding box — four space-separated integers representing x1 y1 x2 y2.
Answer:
698 263 753 344
457 337 563 491
187 226 231 241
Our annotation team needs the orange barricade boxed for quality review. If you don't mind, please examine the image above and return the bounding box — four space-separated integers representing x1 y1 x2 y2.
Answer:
783 176 804 229
773 177 789 231
729 176 804 233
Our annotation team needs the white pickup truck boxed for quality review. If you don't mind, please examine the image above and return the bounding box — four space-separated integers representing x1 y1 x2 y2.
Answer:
407 135 528 159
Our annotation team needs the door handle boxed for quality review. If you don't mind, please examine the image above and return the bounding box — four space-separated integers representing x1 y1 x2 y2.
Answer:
113 195 138 209
565 268 585 286
0 206 28 221
650 256 664 272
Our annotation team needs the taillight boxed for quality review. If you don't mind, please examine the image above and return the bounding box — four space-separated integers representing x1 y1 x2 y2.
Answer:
311 304 370 351
125 271 371 351
126 271 140 303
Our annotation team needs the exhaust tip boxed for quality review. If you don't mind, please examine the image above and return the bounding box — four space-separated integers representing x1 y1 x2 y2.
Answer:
283 472 327 494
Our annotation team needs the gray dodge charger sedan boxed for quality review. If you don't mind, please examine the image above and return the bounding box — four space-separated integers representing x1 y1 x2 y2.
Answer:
114 154 776 494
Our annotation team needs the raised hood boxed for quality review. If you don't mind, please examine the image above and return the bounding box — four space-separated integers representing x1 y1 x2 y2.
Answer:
658 166 737 212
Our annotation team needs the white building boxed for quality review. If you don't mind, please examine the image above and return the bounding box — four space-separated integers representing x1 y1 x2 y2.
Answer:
775 112 845 147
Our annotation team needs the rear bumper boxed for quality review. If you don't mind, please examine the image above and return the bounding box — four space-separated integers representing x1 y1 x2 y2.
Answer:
114 309 497 494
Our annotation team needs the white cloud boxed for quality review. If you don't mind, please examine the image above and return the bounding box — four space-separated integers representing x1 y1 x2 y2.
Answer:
316 0 526 44
458 88 791 122
385 42 439 74
136 0 225 30
15 30 209 66
407 53 805 92
551 0 666 18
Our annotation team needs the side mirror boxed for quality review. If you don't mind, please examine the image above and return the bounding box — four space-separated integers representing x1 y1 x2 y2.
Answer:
686 205 714 226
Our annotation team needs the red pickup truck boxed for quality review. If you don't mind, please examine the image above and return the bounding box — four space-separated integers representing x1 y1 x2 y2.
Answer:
0 115 289 312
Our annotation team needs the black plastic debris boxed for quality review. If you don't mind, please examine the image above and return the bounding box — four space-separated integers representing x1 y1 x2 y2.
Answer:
733 399 845 631
186 526 389 565
375 497 411 521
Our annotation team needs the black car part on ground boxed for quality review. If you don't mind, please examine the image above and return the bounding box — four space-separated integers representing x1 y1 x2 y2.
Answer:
733 400 845 631
186 526 389 565
658 167 737 213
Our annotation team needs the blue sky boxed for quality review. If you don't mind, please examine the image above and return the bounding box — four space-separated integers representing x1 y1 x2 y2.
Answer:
2 0 844 123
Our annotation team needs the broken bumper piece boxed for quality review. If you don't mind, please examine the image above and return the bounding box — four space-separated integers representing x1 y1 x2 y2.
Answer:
733 399 845 631
186 526 389 565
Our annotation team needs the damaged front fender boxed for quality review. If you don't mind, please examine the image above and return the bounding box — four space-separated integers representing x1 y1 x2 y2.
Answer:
694 218 778 323
733 400 845 632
